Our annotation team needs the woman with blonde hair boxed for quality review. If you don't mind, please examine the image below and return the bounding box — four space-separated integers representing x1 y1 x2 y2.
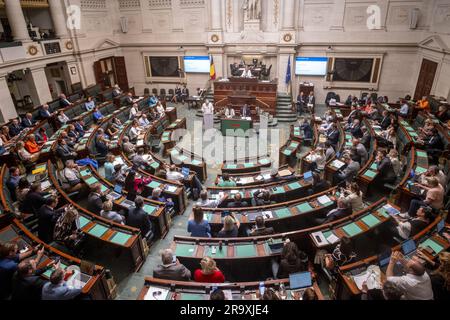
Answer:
388 149 401 176
217 213 240 238
193 256 225 283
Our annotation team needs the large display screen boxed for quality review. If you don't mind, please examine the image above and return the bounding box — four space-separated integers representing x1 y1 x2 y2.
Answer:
184 56 210 73
295 57 328 76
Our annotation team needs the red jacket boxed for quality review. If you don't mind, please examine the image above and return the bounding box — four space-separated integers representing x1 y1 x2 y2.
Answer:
193 269 225 283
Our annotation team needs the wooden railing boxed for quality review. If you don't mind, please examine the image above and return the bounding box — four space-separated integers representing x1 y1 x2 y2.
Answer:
0 0 49 8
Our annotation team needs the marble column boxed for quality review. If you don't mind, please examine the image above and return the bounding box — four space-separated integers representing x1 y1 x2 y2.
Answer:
28 67 52 105
48 0 69 38
4 0 31 42
210 0 223 30
281 0 296 30
0 74 18 123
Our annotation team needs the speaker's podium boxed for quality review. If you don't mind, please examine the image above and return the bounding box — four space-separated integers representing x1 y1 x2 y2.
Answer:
220 117 253 137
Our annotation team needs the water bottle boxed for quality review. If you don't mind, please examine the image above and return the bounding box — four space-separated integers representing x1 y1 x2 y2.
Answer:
259 282 265 296
279 283 287 300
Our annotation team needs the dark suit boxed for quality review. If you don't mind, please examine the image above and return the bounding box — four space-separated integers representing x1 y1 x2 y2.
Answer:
60 98 71 108
21 118 35 128
241 106 251 117
95 138 108 157
249 227 274 237
74 122 85 136
9 124 23 137
350 125 363 139
327 129 340 147
376 158 396 184
324 208 352 223
22 191 47 215
39 109 52 119
379 116 391 130
153 264 191 281
124 96 133 106
87 192 103 215
11 268 48 300
127 207 152 237
301 123 313 140
38 205 63 243
56 144 75 162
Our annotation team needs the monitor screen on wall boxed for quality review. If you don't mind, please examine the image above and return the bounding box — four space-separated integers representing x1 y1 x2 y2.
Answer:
149 57 180 77
295 57 328 76
184 56 210 73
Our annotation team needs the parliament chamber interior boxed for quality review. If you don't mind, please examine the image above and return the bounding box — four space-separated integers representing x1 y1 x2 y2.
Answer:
0 0 450 303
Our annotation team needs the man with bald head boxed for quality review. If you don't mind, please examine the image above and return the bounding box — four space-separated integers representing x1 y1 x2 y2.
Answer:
153 249 191 281
386 251 433 300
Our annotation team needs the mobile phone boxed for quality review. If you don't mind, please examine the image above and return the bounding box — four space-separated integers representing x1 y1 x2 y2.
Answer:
172 255 177 263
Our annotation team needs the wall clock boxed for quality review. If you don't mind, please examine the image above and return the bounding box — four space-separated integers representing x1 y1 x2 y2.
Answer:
211 34 219 43
28 45 38 56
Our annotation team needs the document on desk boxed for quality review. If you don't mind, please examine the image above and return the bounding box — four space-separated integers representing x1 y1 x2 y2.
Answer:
223 290 233 301
331 159 345 169
352 265 382 291
262 173 271 180
317 195 332 205
165 185 178 193
239 177 254 184
326 233 340 245
262 211 273 219
144 286 170 300
311 231 327 246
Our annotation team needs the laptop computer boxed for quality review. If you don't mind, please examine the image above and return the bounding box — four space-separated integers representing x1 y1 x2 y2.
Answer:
268 242 284 254
437 219 445 233
121 199 135 208
108 184 123 200
303 171 313 182
378 251 391 272
181 167 190 179
289 272 312 291
401 239 417 258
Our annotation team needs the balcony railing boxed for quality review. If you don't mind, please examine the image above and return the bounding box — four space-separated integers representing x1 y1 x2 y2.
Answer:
0 0 49 8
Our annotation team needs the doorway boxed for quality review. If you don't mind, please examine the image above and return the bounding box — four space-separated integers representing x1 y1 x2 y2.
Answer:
414 58 438 100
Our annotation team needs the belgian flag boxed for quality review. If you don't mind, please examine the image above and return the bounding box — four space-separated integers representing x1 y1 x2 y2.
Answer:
210 55 216 80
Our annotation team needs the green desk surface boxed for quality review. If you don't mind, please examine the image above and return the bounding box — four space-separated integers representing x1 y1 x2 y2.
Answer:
416 151 427 158
272 187 285 194
345 134 352 140
377 208 390 219
88 224 108 238
204 213 212 222
191 159 202 166
143 205 157 215
171 149 179 156
342 223 363 237
175 243 195 257
178 155 188 162
150 162 160 169
274 208 291 218
85 177 98 185
296 202 313 213
43 262 68 278
322 230 333 240
243 162 255 168
259 159 270 165
364 170 377 179
283 149 293 156
205 246 227 258
180 293 205 300
100 185 108 193
235 244 257 258
225 164 237 169
110 232 132 246
415 166 427 174
419 239 444 255
147 181 161 189
370 163 377 171
361 214 380 228
288 182 301 190
345 142 353 147
290 142 299 149
78 216 90 229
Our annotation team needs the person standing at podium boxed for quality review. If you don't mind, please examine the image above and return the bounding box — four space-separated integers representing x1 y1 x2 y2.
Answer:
224 105 235 118
202 100 214 130
241 104 251 118
240 66 253 78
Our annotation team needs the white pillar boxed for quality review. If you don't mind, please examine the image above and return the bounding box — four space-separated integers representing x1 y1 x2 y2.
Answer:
28 67 52 105
48 0 69 38
210 0 222 30
0 74 18 123
282 0 296 30
4 0 31 43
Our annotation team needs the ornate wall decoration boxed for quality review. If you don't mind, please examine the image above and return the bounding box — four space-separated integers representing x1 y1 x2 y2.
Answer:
273 0 279 25
80 0 107 11
283 33 292 42
148 0 171 9
179 0 205 7
211 34 220 43
227 0 233 29
28 45 38 56
65 41 74 50
118 0 141 10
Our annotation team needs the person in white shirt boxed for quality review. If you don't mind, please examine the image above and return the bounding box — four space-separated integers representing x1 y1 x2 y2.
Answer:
224 105 235 118
139 114 150 127
195 190 228 208
202 100 214 130
60 160 83 193
399 100 409 117
156 102 165 116
112 84 122 98
57 111 70 125
166 165 185 182
129 103 139 120
129 121 143 142
386 251 434 300
240 66 252 78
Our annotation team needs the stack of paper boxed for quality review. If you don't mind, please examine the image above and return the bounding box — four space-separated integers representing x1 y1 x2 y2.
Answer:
351 265 382 291
326 233 340 244
332 160 345 169
317 195 332 205
262 211 273 219
144 287 170 300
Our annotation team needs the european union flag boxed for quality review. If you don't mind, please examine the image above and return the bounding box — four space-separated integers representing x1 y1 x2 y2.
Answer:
285 55 292 85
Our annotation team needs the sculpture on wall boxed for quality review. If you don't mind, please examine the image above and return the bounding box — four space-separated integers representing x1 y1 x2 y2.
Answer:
243 0 261 21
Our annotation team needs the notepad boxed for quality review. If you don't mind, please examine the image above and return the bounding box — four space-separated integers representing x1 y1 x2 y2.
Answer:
110 232 132 246
88 224 108 238
331 160 345 169
342 223 363 237
85 177 98 185
317 195 332 206
274 208 291 218
283 149 292 156
416 151 427 158
419 239 444 255
296 202 313 213
370 163 378 171
362 215 380 228
326 233 340 245
147 181 161 189
415 166 427 174
364 170 377 179
143 205 157 215
288 182 301 190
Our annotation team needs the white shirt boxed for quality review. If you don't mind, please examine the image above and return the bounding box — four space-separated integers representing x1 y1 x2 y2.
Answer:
196 198 220 208
139 117 150 127
58 114 70 124
129 126 141 140
202 103 214 115
387 273 433 300
156 105 165 115
166 170 184 181
400 103 409 115
241 69 252 78
129 107 138 120
224 108 235 118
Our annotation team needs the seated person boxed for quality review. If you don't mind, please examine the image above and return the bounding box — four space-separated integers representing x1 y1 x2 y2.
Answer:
41 267 81 300
217 173 236 187
386 251 433 300
10 259 52 300
126 196 153 238
92 107 104 123
415 96 430 112
100 200 125 224
6 166 21 202
151 187 174 209
9 119 23 137
0 126 11 144
60 160 83 194
156 102 165 117
57 110 70 126
348 119 363 139
113 164 126 185
324 141 336 162
39 104 54 120
132 149 151 170
124 92 134 106
187 206 211 238
166 165 184 182
251 189 273 206
129 103 139 120
326 123 340 149
55 138 76 162
315 199 352 224
74 120 86 136
16 141 39 163
24 135 40 154
95 132 110 158
53 209 84 254
22 183 49 215
67 125 81 142
361 280 404 300
87 184 105 215
216 214 240 238
138 114 150 127
378 110 392 130
128 121 143 142
210 289 226 300
59 94 72 108
274 242 309 279
16 178 31 206
336 154 360 184
35 128 48 145
122 136 136 157
324 236 357 272
149 94 158 108
106 122 119 137
406 177 444 217
374 149 396 186
153 249 191 281
249 216 274 236
223 105 235 118
391 205 433 240
353 138 368 165
226 193 248 208
308 172 331 196
418 165 447 190
112 84 122 98
84 96 95 111
399 99 409 118
416 251 450 300
21 113 36 128
339 182 364 212
193 257 225 283
196 190 228 208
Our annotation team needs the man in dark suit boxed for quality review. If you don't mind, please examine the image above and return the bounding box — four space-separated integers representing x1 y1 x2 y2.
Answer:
22 183 48 215
317 199 352 224
123 92 133 106
74 120 86 136
296 92 306 115
87 184 104 215
249 216 274 237
126 196 152 238
350 119 363 139
56 139 76 162
38 197 64 243
21 113 35 128
225 193 248 208
241 104 251 117
11 261 51 300
326 123 340 149
300 119 313 140
59 94 72 108
8 119 23 137
379 110 391 130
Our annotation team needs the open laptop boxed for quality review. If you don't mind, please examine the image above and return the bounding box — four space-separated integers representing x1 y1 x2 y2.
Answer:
378 251 391 272
437 219 445 234
181 167 190 179
289 272 312 291
401 239 417 258
121 199 135 208
108 184 123 200
268 242 284 254
303 171 313 182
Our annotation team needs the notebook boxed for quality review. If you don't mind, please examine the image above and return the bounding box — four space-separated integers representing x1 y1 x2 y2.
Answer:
289 272 312 290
